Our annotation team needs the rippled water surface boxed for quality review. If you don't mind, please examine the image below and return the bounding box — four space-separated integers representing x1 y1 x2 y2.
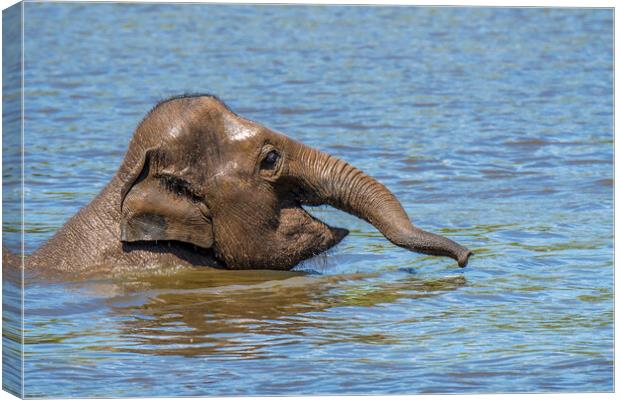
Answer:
3 4 613 397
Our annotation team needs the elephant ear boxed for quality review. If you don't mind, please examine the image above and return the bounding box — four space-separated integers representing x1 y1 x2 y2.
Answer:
119 148 214 249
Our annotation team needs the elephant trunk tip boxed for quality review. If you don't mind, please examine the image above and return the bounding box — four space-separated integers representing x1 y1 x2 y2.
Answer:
457 249 473 268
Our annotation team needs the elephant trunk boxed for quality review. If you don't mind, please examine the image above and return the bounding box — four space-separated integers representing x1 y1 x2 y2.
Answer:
286 141 472 267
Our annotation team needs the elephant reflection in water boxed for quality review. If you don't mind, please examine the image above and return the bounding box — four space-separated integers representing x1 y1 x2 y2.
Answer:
106 269 466 357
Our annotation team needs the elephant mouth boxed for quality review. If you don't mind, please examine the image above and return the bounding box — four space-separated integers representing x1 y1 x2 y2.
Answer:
270 206 349 270
215 206 350 271
328 226 349 246
295 224 348 269
311 224 349 259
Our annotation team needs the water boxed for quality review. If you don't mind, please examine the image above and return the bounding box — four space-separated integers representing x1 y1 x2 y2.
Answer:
2 4 613 397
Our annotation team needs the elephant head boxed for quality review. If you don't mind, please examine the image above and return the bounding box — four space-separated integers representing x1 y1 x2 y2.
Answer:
118 94 472 270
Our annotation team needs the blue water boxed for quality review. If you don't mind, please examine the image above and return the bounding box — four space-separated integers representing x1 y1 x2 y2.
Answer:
2 4 613 397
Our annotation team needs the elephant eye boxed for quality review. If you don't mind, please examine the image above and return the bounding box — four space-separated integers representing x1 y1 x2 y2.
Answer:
260 150 280 170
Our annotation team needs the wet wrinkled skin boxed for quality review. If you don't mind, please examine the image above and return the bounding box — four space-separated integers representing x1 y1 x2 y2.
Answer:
20 94 471 278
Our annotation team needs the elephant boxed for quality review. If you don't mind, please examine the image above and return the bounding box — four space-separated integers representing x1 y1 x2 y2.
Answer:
16 93 471 277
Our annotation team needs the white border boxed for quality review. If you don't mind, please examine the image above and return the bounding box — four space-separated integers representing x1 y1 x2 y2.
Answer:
0 1 615 400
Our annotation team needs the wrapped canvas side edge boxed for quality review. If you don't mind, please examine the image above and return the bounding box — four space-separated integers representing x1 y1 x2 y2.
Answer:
2 2 24 399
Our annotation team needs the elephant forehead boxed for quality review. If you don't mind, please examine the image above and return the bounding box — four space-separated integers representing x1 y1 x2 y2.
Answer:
222 113 260 143
208 160 241 180
167 123 185 139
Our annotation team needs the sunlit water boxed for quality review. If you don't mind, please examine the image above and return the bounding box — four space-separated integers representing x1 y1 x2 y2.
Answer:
2 4 613 397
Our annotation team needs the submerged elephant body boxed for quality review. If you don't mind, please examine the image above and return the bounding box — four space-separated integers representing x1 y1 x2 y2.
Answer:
23 94 471 276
